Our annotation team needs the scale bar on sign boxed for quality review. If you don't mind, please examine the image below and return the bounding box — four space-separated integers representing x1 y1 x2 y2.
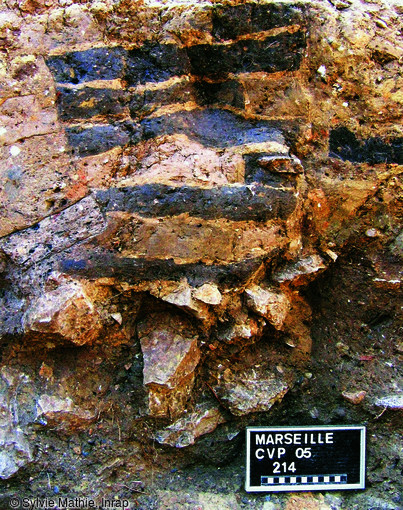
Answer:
260 474 348 486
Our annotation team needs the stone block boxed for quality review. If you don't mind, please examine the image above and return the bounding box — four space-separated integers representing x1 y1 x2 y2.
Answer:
129 79 195 118
244 153 301 186
22 280 104 345
121 135 242 186
0 95 58 145
0 196 106 266
96 183 296 222
60 251 267 289
0 132 80 237
138 312 200 417
36 394 96 431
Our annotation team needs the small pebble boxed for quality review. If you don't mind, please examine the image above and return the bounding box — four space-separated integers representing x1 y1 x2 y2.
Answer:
342 390 366 404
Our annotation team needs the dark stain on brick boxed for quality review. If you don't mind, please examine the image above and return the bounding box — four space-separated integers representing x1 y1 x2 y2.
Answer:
140 108 283 148
129 81 195 117
95 183 296 222
212 2 304 41
66 122 141 156
187 32 306 78
125 43 190 85
57 87 128 121
330 127 403 164
60 254 266 288
194 80 245 109
46 47 127 84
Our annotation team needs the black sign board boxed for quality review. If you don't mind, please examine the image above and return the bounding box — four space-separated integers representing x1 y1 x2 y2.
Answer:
246 425 366 492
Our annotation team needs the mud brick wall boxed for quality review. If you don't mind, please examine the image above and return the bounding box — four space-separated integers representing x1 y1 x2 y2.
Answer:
0 1 402 508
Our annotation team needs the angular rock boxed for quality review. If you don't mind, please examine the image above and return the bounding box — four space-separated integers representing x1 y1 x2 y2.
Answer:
36 394 96 431
274 254 327 286
219 319 264 344
22 280 104 346
328 0 352 10
280 292 313 355
244 285 290 329
0 428 33 480
146 374 196 419
138 312 200 418
0 288 25 337
215 367 290 416
157 280 214 327
154 404 226 448
390 231 403 259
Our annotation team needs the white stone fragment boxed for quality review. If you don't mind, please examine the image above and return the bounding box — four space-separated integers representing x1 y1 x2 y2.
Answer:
9 145 21 156
193 283 222 305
